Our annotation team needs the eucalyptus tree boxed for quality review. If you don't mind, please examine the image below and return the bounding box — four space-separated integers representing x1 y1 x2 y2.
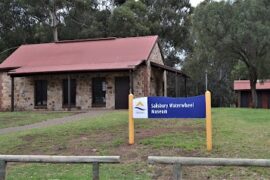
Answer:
145 0 192 66
192 0 270 107
0 0 40 61
108 0 150 37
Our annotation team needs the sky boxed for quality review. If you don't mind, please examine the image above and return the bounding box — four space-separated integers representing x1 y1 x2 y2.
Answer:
190 0 222 7
190 0 205 7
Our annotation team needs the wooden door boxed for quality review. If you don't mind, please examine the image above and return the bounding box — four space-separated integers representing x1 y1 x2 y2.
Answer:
115 77 130 109
240 91 249 107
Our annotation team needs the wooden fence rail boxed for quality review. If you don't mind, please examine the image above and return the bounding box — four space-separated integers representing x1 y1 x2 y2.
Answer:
148 156 270 180
0 155 120 180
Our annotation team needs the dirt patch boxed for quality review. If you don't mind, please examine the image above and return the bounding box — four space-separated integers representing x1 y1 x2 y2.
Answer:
63 124 204 156
21 134 36 142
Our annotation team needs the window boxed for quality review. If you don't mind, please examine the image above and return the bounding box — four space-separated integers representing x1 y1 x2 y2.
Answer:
63 79 76 106
92 78 106 107
35 80 47 107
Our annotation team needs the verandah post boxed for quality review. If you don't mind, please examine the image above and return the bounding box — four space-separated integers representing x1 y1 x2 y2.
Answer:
0 160 6 180
67 74 71 111
205 90 212 151
11 76 14 112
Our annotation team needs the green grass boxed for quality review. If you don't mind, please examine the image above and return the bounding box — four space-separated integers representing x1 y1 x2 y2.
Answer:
0 111 74 129
7 164 150 180
140 132 204 150
0 111 129 154
0 108 270 179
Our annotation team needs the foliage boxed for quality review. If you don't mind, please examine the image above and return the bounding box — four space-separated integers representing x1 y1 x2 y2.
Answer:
60 1 111 39
190 0 270 107
145 0 192 65
108 0 150 37
0 0 42 60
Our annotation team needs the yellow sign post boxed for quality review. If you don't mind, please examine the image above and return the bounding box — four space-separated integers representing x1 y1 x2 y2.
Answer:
205 91 212 151
128 94 134 145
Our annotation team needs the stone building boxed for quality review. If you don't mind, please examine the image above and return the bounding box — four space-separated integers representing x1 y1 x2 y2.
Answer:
0 35 187 111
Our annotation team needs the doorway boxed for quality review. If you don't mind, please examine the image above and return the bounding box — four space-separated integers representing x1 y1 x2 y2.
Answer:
115 76 130 109
240 91 249 107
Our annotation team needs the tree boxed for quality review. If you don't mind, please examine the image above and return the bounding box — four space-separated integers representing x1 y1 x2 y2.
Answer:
0 0 44 62
21 0 70 42
108 0 151 37
145 0 192 66
183 48 236 106
192 0 270 107
59 0 110 39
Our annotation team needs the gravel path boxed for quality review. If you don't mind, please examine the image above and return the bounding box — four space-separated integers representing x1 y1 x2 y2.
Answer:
0 110 112 135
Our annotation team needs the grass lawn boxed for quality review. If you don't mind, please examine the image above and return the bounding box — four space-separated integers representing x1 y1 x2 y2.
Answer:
0 111 74 129
0 108 270 179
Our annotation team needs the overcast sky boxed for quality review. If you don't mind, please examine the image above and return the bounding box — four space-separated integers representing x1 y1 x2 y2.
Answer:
190 0 222 7
190 0 205 7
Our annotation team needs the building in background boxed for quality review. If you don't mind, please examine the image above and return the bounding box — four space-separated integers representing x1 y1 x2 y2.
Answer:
234 80 270 108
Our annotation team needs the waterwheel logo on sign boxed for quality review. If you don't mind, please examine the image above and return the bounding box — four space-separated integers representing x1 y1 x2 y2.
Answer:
133 97 148 118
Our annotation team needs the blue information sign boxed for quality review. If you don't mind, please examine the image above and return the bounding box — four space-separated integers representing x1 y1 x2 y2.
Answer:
133 95 206 119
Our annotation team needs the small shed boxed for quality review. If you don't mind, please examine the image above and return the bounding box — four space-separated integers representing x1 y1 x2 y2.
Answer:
234 80 270 108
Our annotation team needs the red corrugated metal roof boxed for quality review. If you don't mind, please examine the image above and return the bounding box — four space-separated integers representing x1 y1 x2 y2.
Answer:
0 36 158 75
234 80 270 90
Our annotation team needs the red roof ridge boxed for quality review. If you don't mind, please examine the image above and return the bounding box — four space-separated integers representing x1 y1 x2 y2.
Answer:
55 37 117 43
19 35 158 47
55 35 158 44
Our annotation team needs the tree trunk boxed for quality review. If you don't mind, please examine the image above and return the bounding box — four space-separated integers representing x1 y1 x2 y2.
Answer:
248 65 258 108
250 79 257 108
49 1 58 42
52 26 58 42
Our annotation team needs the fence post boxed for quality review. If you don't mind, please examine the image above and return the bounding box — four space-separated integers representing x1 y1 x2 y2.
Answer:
0 161 6 180
173 163 182 180
92 162 99 180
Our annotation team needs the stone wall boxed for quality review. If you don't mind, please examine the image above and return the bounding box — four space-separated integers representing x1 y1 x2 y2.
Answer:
14 77 34 110
149 42 165 96
148 43 164 65
133 65 147 97
0 72 12 110
0 72 132 111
